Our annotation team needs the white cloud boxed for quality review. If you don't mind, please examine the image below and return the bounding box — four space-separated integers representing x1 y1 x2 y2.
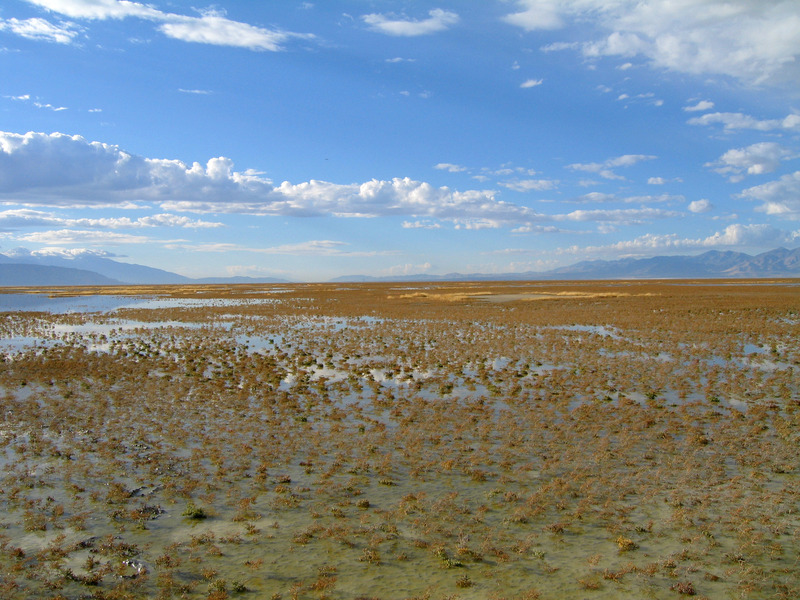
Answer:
705 142 795 182
0 17 80 43
35 101 68 111
542 41 580 53
560 207 679 224
158 10 306 51
0 209 221 229
510 225 562 234
4 246 118 260
683 100 714 112
699 224 798 246
520 78 544 88
500 179 557 192
0 130 548 227
567 154 657 180
688 199 714 213
15 229 150 245
24 0 313 50
562 191 679 204
26 0 161 20
434 162 467 173
7 94 69 111
621 194 683 204
505 0 800 87
504 0 564 30
454 219 502 230
362 9 459 36
648 177 665 185
688 112 800 132
402 220 441 229
739 170 800 219
564 224 799 256
573 192 616 203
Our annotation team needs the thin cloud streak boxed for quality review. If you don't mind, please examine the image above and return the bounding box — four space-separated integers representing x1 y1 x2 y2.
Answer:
23 0 314 50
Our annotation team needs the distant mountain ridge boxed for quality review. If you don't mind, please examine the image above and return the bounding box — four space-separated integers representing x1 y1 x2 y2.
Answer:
0 250 289 286
1 247 798 287
332 247 800 282
0 264 121 286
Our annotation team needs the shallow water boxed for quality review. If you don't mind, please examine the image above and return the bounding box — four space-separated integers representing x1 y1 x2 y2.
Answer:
0 293 149 313
0 284 797 599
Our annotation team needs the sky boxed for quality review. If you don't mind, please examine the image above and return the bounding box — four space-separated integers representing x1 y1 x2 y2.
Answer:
1 0 799 282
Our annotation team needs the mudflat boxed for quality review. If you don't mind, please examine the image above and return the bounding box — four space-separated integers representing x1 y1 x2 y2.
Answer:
0 280 797 599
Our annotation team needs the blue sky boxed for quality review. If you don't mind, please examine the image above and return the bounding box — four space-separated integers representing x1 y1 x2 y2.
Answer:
1 0 799 281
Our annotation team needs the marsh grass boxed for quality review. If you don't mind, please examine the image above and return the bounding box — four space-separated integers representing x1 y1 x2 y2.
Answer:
0 280 798 598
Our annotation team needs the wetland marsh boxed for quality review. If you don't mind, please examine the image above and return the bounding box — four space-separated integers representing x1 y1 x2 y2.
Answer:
0 281 798 599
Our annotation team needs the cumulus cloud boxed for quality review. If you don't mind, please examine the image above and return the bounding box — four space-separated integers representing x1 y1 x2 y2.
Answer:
0 130 548 227
688 112 800 132
362 9 459 36
520 78 544 88
739 170 800 219
705 142 795 182
0 17 80 43
0 131 274 205
23 0 313 50
504 0 800 87
567 154 657 180
688 199 714 213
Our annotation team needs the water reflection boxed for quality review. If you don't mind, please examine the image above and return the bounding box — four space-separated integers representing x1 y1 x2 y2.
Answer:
0 293 149 314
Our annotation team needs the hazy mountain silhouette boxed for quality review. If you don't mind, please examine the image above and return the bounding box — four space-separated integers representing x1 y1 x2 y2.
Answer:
332 247 800 282
2 247 798 286
0 264 121 286
0 250 288 286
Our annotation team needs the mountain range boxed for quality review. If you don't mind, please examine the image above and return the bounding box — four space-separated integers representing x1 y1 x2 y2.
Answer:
0 247 799 287
0 250 288 286
332 247 800 282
